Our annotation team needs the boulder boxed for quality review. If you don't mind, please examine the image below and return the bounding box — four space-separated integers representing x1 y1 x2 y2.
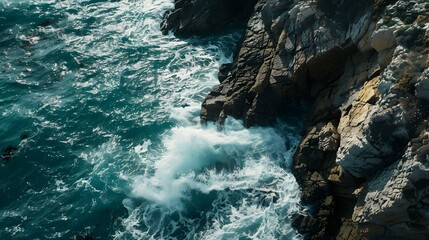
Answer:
371 27 397 52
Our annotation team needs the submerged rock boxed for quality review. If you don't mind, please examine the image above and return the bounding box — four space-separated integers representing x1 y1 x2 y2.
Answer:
73 235 95 240
252 188 280 206
1 145 18 160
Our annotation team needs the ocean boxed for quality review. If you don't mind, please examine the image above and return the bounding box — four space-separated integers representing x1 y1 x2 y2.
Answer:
0 0 304 239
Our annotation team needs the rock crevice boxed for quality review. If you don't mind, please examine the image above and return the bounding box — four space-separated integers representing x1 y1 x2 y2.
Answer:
162 0 429 238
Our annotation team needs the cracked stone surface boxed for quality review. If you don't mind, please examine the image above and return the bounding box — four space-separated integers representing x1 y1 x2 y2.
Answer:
162 0 429 238
353 127 429 239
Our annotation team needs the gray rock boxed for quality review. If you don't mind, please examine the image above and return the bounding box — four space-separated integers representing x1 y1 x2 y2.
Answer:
161 0 258 36
163 0 429 239
201 0 374 126
416 69 429 101
371 27 397 52
353 128 429 239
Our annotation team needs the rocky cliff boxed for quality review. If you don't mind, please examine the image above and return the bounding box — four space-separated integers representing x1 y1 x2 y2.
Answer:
162 0 429 239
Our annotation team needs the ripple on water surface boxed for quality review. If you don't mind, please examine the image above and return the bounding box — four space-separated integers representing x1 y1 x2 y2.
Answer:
0 0 304 239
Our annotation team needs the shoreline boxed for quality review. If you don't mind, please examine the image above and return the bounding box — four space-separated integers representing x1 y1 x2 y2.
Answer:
161 0 429 239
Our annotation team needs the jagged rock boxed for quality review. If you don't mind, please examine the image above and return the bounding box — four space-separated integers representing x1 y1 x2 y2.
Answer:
337 101 410 178
292 195 340 239
218 63 233 83
20 133 29 140
353 127 429 239
307 51 380 126
292 0 427 238
294 121 339 174
1 145 18 160
328 165 363 190
200 92 225 122
318 122 340 152
336 219 364 240
416 69 429 100
163 0 429 239
201 0 374 126
336 0 429 180
291 213 324 237
160 0 258 36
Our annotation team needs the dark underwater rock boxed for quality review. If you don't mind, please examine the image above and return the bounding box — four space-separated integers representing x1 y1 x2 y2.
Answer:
1 145 18 160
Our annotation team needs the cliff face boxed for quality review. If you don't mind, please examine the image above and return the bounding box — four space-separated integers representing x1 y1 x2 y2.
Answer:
160 0 258 36
162 0 429 239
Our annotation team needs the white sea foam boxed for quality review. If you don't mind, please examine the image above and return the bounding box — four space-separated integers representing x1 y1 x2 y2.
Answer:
125 117 302 239
0 0 304 238
78 0 306 239
132 120 256 206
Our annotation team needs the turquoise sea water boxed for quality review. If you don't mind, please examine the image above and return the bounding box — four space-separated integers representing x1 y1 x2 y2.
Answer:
0 0 304 239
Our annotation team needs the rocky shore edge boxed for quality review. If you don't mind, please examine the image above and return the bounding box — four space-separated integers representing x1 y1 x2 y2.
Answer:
161 0 429 239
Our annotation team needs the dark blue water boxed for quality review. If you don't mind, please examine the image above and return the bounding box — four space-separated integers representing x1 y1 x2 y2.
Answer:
0 0 303 239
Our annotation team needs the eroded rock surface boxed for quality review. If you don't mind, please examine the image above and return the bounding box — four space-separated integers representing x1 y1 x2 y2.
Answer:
162 0 429 239
201 0 375 127
160 0 257 36
354 125 429 239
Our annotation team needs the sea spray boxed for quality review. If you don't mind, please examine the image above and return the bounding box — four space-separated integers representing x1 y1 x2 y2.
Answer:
0 0 304 239
125 117 303 239
132 119 272 205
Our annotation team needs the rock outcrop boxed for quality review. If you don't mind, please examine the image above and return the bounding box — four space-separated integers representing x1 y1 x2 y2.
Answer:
201 0 375 127
162 0 429 239
160 0 258 36
353 124 429 239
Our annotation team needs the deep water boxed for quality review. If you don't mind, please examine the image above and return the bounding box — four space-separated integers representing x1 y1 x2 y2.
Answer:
0 0 304 239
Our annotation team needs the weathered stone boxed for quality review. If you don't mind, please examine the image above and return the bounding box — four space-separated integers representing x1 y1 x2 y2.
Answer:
163 0 429 239
161 0 258 37
336 219 364 240
200 95 225 121
318 122 340 152
218 63 233 84
353 128 429 239
291 212 324 237
416 69 429 100
294 121 340 173
371 27 397 52
198 0 375 126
